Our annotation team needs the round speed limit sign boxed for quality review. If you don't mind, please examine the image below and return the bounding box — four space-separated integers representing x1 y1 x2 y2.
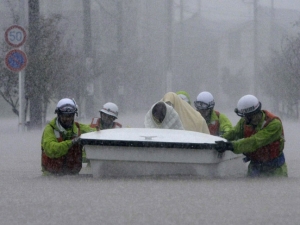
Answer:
5 25 27 48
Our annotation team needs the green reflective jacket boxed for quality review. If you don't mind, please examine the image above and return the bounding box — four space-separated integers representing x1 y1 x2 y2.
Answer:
209 110 232 136
41 118 96 158
223 111 287 177
223 112 284 155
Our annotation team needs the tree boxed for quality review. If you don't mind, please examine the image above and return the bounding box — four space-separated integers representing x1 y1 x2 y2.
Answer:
0 43 19 116
260 21 300 119
27 14 90 124
27 0 42 129
0 13 87 125
0 0 26 117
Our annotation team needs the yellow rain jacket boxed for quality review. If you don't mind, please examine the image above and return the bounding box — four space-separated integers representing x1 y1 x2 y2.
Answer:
161 92 209 134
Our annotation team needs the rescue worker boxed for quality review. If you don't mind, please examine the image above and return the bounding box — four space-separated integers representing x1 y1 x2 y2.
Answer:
86 102 122 164
90 102 122 130
176 91 191 105
214 94 288 177
194 91 232 136
144 101 184 129
41 98 96 175
161 92 210 134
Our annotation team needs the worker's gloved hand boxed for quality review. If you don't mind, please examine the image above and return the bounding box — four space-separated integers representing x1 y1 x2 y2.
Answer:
71 136 81 145
214 141 233 153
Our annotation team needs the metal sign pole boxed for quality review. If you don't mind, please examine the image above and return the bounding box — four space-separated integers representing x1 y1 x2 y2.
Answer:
19 0 26 132
4 4 27 132
19 69 26 131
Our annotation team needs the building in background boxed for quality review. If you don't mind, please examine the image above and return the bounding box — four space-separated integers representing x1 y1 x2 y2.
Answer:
0 0 300 116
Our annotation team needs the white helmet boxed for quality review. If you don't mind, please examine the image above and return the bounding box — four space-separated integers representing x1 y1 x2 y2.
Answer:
100 102 118 118
236 95 261 116
55 98 78 115
194 91 215 110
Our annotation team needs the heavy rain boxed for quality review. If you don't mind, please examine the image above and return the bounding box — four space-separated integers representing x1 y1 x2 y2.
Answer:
1 0 300 224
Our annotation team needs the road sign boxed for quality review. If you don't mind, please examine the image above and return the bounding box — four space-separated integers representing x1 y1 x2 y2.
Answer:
5 25 27 48
5 49 28 72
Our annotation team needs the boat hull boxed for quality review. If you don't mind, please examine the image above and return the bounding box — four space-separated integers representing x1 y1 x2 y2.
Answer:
80 128 247 178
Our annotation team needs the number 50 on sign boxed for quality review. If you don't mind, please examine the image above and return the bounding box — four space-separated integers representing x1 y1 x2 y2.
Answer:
5 25 27 48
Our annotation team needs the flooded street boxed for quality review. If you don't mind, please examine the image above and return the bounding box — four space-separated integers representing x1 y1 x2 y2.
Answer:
1 114 299 225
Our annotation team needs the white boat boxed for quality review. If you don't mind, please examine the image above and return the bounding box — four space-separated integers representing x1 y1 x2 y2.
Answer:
80 128 247 178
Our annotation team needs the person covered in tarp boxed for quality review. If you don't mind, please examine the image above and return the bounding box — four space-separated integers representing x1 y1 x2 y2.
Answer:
194 91 232 136
144 101 184 129
41 98 96 175
176 90 191 105
214 94 288 177
90 102 122 130
161 92 210 134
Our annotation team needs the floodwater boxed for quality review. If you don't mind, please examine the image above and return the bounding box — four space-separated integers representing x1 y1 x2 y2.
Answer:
1 111 300 225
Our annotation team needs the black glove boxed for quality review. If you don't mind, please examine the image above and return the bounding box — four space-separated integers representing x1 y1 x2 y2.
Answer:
214 141 234 153
71 136 81 145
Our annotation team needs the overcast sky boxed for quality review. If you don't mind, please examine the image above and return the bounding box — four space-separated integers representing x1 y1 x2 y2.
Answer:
269 0 300 10
176 0 300 22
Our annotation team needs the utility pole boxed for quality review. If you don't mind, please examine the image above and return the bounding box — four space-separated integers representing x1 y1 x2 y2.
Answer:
180 0 184 44
253 0 258 96
19 0 27 131
116 0 124 110
270 0 275 54
270 0 277 112
165 0 173 92
82 0 94 119
28 0 41 130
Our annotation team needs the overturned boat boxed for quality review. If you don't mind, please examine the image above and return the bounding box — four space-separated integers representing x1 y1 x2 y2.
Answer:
80 128 247 178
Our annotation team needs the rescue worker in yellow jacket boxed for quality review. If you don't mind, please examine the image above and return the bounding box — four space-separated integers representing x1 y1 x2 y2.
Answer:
41 98 96 175
214 95 288 177
194 91 232 136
